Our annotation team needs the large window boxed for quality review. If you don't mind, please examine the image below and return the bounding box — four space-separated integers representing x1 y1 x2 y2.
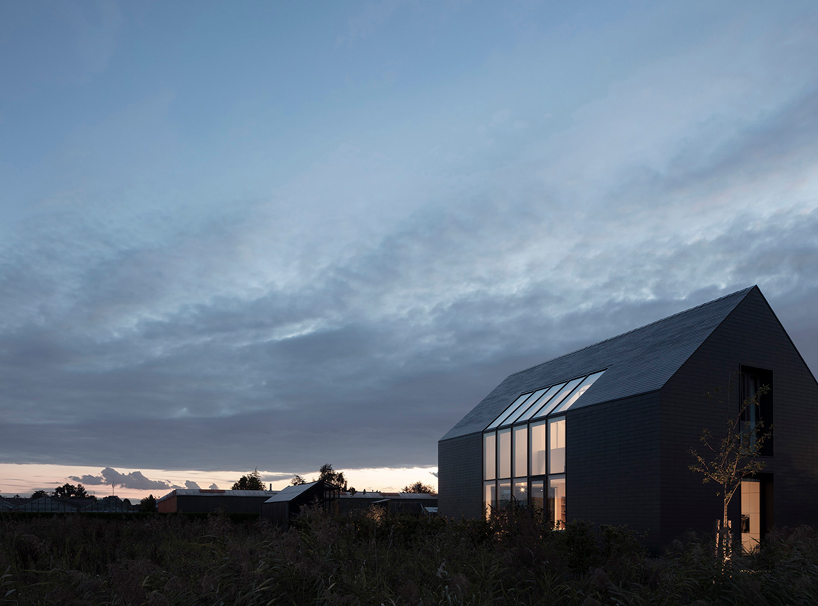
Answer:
514 425 527 477
740 366 773 456
530 420 546 476
549 417 566 474
484 433 496 481
549 476 566 529
481 370 605 522
498 428 512 479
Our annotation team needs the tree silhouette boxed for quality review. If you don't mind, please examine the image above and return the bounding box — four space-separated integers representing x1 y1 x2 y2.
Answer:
402 481 435 494
232 468 265 490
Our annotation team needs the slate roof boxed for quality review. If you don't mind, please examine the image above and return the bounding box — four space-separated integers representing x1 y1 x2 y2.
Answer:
441 287 755 441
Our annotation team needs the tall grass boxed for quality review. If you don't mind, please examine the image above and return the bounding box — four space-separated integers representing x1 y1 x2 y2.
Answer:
1 508 817 605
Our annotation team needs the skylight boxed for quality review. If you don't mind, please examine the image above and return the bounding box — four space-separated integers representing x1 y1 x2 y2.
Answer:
483 369 607 431
485 392 533 430
551 370 606 414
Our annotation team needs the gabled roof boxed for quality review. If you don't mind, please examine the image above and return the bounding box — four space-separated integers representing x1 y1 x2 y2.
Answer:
264 481 320 503
441 287 755 441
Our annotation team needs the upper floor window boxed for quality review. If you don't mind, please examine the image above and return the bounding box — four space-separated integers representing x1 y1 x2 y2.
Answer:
740 366 773 456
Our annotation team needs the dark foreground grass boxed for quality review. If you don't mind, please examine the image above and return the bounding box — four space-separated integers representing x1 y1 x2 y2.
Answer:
2 507 818 605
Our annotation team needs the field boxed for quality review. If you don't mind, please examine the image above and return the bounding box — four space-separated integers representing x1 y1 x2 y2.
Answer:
2 507 818 605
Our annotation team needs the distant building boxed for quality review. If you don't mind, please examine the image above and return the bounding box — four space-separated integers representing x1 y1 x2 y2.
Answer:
157 489 276 514
261 482 438 527
439 286 818 550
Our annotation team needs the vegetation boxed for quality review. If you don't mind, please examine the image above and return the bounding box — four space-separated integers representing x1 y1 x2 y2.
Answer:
690 383 771 559
231 469 265 491
402 481 435 494
53 484 90 499
3 506 818 605
291 464 352 492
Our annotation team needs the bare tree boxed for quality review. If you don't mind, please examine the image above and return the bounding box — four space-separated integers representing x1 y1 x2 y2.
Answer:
689 382 771 560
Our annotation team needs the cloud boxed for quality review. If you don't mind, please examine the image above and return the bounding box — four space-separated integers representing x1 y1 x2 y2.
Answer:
185 480 200 490
209 483 219 490
69 468 174 491
1 3 817 477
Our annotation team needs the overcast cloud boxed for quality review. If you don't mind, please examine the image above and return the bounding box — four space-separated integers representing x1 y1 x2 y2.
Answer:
1 2 817 477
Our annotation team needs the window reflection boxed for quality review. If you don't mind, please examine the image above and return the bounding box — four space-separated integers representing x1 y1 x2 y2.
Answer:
486 393 533 430
552 370 605 414
513 479 527 504
549 418 566 474
516 384 562 423
532 378 583 420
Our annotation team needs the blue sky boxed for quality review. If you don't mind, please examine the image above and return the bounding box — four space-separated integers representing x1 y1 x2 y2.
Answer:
1 1 818 496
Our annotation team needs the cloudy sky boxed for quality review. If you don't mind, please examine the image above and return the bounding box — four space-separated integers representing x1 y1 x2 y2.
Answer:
1 1 817 498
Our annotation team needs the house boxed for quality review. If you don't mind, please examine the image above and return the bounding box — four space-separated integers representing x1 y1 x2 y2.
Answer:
157 489 276 514
438 286 818 549
261 481 339 527
261 483 438 526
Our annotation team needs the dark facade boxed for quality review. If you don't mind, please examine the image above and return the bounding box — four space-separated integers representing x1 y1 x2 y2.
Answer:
157 489 275 515
438 286 818 549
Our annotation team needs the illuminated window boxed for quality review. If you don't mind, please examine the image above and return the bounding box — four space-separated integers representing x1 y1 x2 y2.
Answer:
513 478 527 504
530 480 544 509
549 418 566 474
530 420 546 476
483 481 496 519
498 428 512 479
498 480 512 508
548 476 566 529
513 425 527 477
483 432 496 480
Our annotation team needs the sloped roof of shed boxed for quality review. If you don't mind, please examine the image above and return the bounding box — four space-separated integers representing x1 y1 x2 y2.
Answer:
264 481 320 503
441 287 754 441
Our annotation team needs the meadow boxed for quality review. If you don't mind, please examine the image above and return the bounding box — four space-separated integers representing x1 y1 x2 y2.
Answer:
2 507 818 605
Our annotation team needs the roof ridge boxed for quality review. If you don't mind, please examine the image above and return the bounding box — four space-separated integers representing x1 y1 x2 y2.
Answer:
508 286 755 378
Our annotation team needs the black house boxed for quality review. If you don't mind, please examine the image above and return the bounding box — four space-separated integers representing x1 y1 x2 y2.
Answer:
438 286 818 549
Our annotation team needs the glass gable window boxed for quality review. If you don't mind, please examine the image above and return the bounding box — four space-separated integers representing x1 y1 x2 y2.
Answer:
532 377 584 420
530 420 546 476
497 428 512 479
484 432 496 481
486 393 533 430
549 418 566 474
552 370 605 414
482 369 605 522
516 384 564 423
